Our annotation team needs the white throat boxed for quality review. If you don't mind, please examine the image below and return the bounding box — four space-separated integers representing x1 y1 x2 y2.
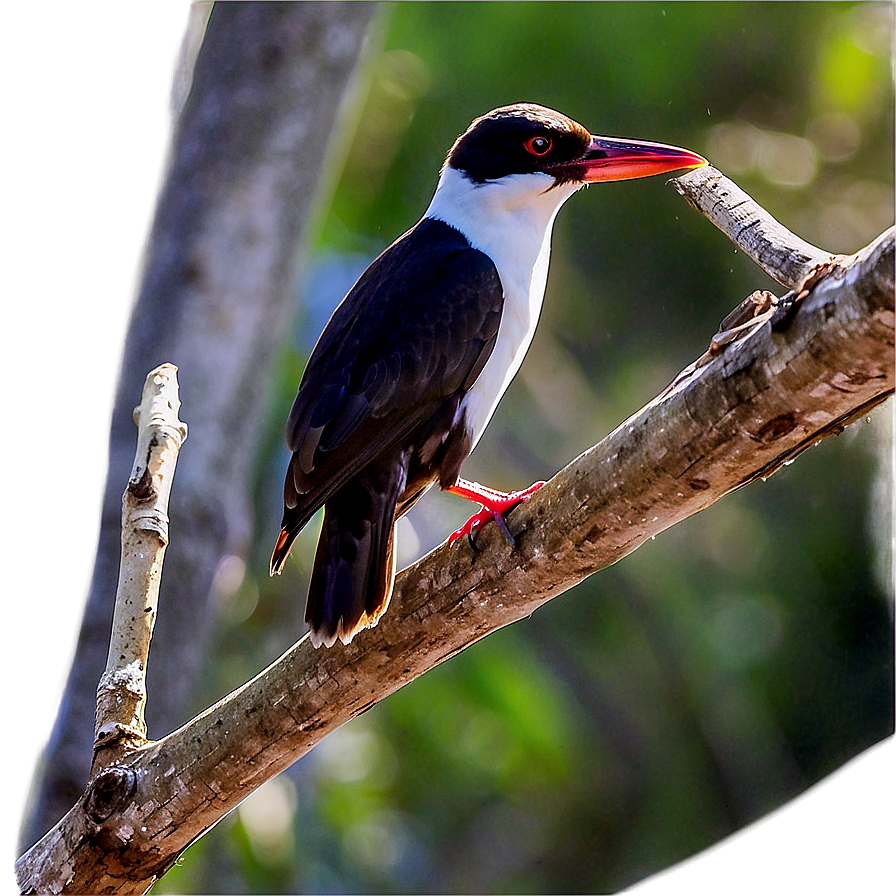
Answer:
424 166 583 448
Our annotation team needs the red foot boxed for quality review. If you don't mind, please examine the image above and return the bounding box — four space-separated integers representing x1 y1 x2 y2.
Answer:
446 479 545 548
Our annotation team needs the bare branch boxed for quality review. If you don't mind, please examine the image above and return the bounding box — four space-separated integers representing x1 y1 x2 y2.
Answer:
16 184 893 893
672 165 834 287
93 365 187 755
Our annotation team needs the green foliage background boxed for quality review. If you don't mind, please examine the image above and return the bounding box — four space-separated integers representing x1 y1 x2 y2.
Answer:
160 3 893 892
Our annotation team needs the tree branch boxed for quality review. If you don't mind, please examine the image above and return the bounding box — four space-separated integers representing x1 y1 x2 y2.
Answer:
16 177 893 891
671 165 835 287
93 365 187 755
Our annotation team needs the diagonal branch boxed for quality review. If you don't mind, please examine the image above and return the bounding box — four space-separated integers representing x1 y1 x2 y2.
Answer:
671 165 835 287
16 177 894 893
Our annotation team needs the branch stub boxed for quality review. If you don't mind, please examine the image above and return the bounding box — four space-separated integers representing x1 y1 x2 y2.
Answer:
85 767 138 824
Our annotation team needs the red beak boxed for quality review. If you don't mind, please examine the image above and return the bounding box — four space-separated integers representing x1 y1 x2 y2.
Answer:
548 135 706 183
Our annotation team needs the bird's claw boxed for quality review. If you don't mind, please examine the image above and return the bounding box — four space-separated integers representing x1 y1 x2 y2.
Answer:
448 508 492 549
449 508 515 550
447 481 545 550
492 511 516 547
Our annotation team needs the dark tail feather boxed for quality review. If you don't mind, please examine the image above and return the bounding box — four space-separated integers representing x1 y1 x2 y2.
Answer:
305 454 408 648
270 527 296 576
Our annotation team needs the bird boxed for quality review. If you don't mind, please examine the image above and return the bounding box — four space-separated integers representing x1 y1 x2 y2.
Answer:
271 103 706 647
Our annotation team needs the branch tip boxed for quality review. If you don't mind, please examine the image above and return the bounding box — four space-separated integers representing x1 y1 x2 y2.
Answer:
94 362 187 757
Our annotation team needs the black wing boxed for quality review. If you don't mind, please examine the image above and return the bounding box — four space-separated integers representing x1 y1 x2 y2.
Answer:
280 218 504 537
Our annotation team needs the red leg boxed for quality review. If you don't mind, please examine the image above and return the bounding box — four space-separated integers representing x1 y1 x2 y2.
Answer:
445 478 545 548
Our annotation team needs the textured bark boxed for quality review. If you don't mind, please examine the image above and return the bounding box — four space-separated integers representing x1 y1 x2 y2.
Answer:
94 365 187 754
19 1 378 852
673 165 833 287
15 199 893 891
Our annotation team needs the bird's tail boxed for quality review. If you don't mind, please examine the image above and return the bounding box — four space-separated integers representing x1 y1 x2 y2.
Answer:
270 527 296 576
304 454 408 648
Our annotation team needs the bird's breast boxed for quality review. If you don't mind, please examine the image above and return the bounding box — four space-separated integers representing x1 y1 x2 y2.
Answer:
459 232 551 449
425 167 582 450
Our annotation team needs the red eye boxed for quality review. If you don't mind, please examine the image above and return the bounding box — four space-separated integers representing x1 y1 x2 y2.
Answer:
524 135 553 156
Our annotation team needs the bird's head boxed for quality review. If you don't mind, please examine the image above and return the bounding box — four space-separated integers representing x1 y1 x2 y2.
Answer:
446 103 706 187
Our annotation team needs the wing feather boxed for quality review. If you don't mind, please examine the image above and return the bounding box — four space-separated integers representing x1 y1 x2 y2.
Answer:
280 218 503 537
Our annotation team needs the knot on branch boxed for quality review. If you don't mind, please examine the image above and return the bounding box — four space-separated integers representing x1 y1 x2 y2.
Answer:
96 662 147 705
85 767 138 824
126 505 172 542
128 462 155 500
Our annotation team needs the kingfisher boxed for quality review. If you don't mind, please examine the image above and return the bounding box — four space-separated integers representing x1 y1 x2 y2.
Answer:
271 103 705 647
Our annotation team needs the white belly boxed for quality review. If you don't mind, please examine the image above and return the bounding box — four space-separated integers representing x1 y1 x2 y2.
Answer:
460 232 550 448
424 166 582 449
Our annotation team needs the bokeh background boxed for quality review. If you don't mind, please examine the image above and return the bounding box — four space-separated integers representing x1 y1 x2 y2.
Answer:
8 3 892 894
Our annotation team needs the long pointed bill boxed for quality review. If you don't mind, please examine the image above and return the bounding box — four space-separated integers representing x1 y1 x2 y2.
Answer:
549 135 707 183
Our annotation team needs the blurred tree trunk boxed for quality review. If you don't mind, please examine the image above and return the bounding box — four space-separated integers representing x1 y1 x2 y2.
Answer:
20 0 378 851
